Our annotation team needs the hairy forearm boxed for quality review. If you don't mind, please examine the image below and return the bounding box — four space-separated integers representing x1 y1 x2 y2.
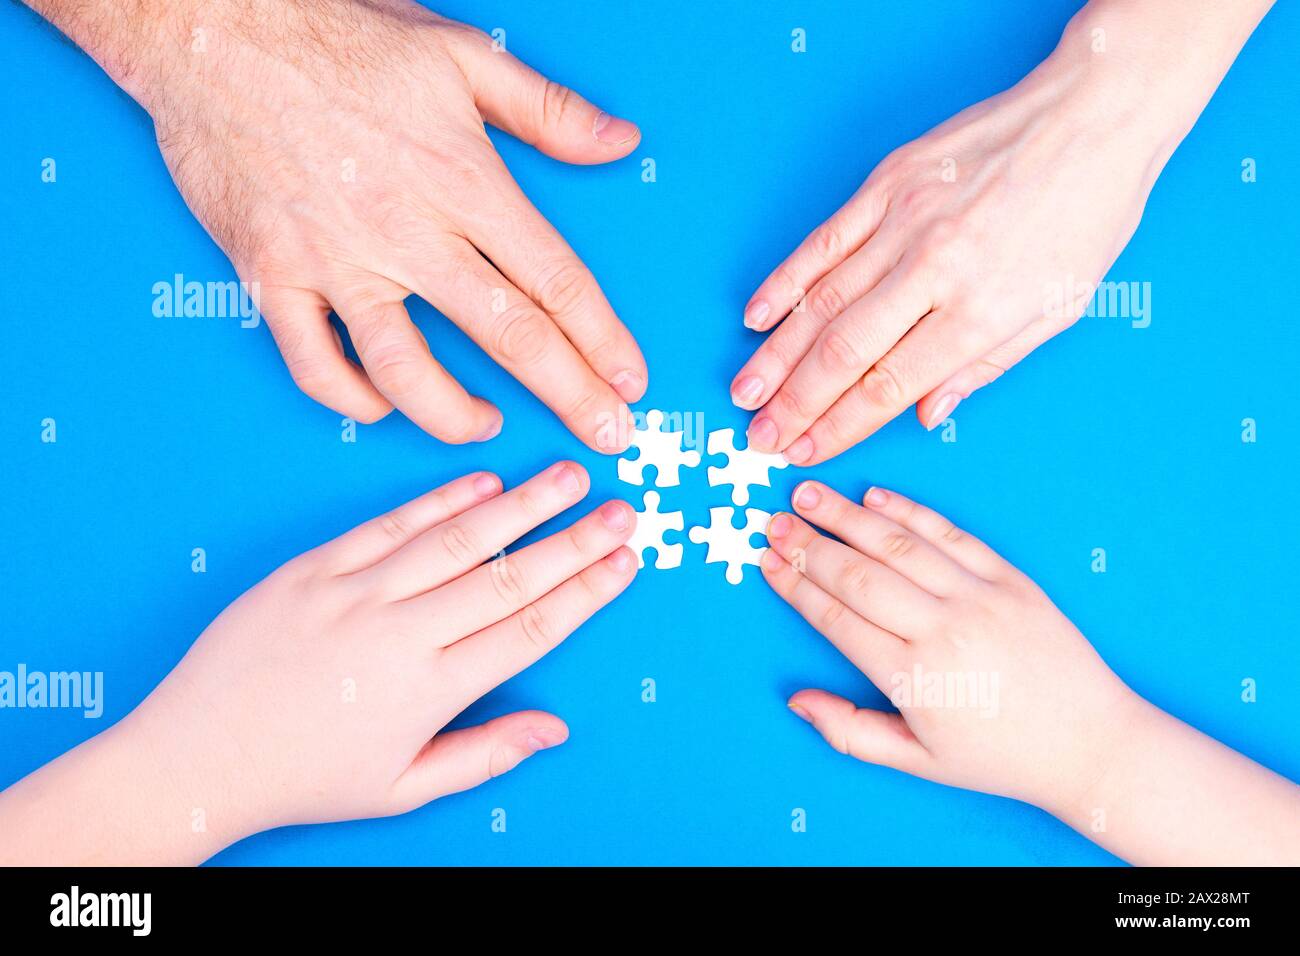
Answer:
20 0 199 109
1051 697 1300 866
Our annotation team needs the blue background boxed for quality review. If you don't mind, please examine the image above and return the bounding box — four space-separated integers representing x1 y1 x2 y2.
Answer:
1 0 1296 865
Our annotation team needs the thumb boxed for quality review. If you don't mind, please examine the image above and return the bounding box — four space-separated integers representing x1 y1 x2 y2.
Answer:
390 711 568 811
788 690 931 776
448 28 640 164
915 317 1062 430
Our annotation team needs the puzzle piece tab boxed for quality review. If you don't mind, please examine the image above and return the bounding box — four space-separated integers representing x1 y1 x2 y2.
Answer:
628 490 684 570
705 428 789 505
688 506 771 584
617 409 702 488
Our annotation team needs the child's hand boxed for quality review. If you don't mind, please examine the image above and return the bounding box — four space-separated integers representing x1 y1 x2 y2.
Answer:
0 461 636 864
762 480 1136 812
762 480 1300 864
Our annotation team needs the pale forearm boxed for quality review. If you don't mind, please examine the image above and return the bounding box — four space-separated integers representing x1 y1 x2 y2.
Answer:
0 701 250 866
1051 0 1277 158
1052 697 1300 866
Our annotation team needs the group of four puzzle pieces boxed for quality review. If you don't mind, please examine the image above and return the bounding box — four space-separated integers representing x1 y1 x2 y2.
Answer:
617 410 788 584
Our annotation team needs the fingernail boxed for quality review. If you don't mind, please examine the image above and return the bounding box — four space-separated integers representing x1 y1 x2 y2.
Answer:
744 300 771 330
473 417 503 442
473 473 501 497
864 486 888 508
553 462 583 494
610 369 645 403
788 703 812 724
767 512 793 539
926 393 960 431
599 500 629 531
794 481 821 510
525 728 566 752
760 547 781 571
607 547 634 572
593 111 638 145
748 415 778 451
784 435 814 465
731 375 764 409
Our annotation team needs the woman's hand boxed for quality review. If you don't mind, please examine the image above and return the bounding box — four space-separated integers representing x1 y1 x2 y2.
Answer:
29 0 647 449
732 0 1275 465
763 480 1300 865
0 461 637 864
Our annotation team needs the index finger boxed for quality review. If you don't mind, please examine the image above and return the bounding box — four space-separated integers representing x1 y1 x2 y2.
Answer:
743 181 888 333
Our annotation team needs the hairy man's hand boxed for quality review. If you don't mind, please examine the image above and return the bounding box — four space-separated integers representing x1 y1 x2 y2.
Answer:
47 0 648 448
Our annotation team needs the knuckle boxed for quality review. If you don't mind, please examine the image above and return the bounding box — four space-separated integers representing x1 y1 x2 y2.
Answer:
837 558 872 596
576 563 605 603
858 360 907 410
939 521 965 545
808 221 848 261
365 344 426 398
575 327 616 362
765 324 809 366
881 531 915 561
514 487 544 519
831 724 854 756
922 215 961 250
565 523 592 558
491 303 552 366
775 386 813 422
489 556 529 604
562 386 604 426
439 522 481 565
808 282 848 323
434 416 482 445
771 265 803 305
819 327 865 372
283 352 336 399
811 409 844 446
539 80 579 131
819 597 847 632
897 185 931 219
533 260 590 317
517 601 557 652
378 511 412 544
486 743 513 779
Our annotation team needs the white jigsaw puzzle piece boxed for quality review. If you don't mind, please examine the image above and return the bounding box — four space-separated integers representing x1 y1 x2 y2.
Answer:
688 506 771 585
617 409 702 488
705 428 789 505
628 490 684 570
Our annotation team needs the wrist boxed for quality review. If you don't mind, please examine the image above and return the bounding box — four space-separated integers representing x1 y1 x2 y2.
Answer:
1040 0 1276 169
120 677 269 860
1036 686 1163 834
24 0 202 113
